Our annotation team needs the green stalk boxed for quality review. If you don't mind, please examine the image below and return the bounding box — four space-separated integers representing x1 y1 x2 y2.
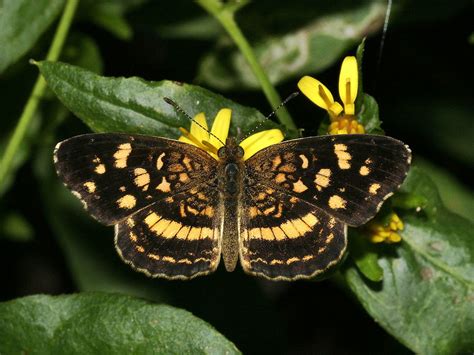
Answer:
0 0 79 183
197 0 297 131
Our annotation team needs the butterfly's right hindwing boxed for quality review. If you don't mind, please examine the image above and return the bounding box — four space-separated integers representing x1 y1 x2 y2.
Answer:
115 181 223 279
54 133 217 225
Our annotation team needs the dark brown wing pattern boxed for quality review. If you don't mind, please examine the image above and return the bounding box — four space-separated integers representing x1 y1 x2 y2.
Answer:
241 134 410 280
246 134 411 227
239 182 346 280
54 133 216 225
54 133 222 279
115 181 222 279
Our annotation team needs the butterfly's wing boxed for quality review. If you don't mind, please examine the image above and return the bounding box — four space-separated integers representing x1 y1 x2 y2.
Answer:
246 134 411 226
241 134 410 280
240 183 346 280
115 182 222 279
54 133 222 279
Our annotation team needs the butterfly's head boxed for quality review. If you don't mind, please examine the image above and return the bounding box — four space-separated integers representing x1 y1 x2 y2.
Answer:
217 137 244 161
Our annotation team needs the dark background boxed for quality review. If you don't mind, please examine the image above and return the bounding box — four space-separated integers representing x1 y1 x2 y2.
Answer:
1 1 472 353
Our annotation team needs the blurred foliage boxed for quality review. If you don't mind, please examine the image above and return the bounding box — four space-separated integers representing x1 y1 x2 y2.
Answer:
0 0 472 353
0 0 65 74
197 0 388 90
0 212 34 242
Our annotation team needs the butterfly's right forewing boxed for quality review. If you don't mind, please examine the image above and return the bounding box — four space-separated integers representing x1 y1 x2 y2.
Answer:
54 133 217 225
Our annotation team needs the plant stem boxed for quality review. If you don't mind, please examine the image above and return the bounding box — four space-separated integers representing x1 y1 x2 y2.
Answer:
0 0 79 184
197 0 297 131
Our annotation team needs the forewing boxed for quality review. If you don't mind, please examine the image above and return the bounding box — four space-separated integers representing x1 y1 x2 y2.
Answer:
115 181 223 279
240 183 346 280
54 133 217 225
246 134 411 226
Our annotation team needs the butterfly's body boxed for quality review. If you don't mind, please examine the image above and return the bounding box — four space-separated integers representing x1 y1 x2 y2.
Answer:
218 138 245 272
54 133 410 280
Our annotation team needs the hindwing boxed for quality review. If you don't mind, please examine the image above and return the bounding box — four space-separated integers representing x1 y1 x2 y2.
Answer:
240 182 346 280
115 181 222 279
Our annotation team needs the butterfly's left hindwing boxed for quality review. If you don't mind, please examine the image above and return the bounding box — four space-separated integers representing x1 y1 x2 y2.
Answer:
54 133 223 279
54 133 217 225
246 134 411 227
240 183 346 280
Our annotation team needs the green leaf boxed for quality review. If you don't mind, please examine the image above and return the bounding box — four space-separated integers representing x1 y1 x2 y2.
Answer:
354 38 365 112
357 93 384 134
0 0 65 74
0 212 34 242
390 192 429 211
36 60 284 138
197 1 387 90
348 229 383 282
0 293 240 354
344 167 474 354
414 158 474 222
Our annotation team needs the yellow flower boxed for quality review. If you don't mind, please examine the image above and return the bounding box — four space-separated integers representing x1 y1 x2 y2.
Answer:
179 108 284 160
297 56 365 135
367 213 404 244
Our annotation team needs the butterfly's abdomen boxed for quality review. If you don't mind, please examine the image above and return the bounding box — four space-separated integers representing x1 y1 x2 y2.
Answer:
219 160 244 272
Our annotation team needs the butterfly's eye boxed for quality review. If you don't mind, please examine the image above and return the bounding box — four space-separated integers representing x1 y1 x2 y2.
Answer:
236 146 244 158
217 147 226 159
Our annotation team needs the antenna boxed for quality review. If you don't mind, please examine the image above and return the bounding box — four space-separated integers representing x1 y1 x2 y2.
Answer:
242 91 299 140
375 0 392 90
163 97 225 147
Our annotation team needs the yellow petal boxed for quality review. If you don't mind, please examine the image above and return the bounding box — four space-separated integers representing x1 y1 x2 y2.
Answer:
297 76 343 117
370 235 385 243
338 56 358 115
388 232 402 243
190 112 209 144
298 76 337 110
178 135 195 146
240 129 284 160
209 108 231 148
179 127 204 148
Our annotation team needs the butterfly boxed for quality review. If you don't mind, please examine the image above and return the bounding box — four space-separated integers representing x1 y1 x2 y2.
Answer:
54 132 411 280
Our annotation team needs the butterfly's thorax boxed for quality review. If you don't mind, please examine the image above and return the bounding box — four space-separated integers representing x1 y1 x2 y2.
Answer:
217 138 245 272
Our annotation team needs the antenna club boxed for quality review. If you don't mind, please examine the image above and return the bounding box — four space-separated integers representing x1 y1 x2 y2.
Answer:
163 97 177 107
